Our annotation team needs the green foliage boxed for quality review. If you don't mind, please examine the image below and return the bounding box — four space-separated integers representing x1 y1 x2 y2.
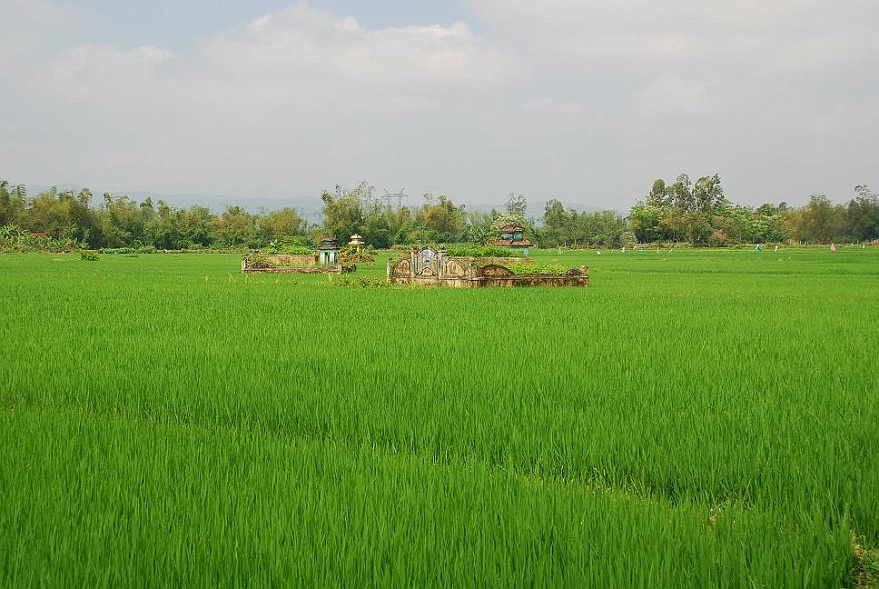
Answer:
631 173 729 244
244 254 278 269
630 177 879 246
0 181 26 226
541 200 627 248
0 180 314 251
257 208 308 244
791 194 847 244
416 193 468 243
0 222 80 252
264 240 312 255
320 182 370 244
854 536 879 589
3 177 878 255
505 263 570 275
490 192 529 234
339 247 376 264
79 251 99 261
445 244 513 257
97 247 140 255
332 276 390 288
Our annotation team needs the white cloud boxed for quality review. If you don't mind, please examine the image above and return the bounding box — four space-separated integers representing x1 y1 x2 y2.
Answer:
461 0 879 204
635 74 727 118
524 99 583 117
0 0 84 66
199 5 515 93
2 3 526 198
51 44 176 80
2 0 877 209
467 0 879 60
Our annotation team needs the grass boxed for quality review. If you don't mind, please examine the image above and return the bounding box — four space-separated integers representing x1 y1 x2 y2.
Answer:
1 246 877 587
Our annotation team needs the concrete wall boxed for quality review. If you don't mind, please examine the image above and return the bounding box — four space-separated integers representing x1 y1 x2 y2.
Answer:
273 254 319 267
387 246 588 287
242 254 343 273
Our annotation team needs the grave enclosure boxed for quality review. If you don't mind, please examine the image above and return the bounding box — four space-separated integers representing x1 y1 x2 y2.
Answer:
241 254 355 274
387 246 589 287
241 237 357 274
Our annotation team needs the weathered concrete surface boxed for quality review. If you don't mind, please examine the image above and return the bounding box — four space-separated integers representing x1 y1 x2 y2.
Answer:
475 271 590 287
241 254 343 274
387 246 589 287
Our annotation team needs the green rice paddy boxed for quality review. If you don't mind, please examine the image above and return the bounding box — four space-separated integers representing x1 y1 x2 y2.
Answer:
1 247 877 587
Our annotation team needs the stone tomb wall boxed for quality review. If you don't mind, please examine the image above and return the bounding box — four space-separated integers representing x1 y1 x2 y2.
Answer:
387 246 589 287
242 254 342 274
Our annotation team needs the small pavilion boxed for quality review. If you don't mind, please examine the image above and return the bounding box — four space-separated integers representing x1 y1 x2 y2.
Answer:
489 225 533 254
348 233 365 252
318 237 338 265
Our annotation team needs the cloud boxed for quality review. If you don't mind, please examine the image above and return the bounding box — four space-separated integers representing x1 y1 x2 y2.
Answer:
0 0 84 65
467 0 879 61
3 2 524 197
635 74 727 118
462 0 879 202
2 0 877 209
198 5 516 101
51 44 176 82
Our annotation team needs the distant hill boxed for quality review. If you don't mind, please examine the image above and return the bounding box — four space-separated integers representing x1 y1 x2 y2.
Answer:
144 194 324 222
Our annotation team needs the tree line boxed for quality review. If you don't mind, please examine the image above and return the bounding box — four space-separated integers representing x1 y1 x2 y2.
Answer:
1 176 877 251
626 175 879 246
0 182 310 251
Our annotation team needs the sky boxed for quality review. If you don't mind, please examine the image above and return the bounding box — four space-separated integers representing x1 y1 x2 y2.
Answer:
2 0 877 213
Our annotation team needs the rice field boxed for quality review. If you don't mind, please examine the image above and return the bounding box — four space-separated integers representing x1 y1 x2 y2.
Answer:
1 247 878 587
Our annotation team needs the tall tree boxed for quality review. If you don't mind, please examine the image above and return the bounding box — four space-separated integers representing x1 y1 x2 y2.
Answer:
646 179 668 210
505 192 528 218
628 203 662 243
492 192 530 234
667 174 694 213
845 185 879 242
213 206 255 248
177 205 214 248
99 194 145 247
541 199 569 247
257 207 309 243
12 186 94 246
794 195 845 244
320 182 370 243
0 180 11 225
693 174 726 214
416 194 466 243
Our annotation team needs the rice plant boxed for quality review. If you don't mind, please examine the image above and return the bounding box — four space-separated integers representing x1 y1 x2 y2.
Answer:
1 248 876 587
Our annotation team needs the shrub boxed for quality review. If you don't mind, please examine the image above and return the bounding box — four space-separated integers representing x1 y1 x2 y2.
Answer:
506 263 569 275
446 244 515 258
245 255 277 269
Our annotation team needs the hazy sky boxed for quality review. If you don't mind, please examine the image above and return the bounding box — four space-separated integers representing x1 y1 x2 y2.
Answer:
2 0 877 211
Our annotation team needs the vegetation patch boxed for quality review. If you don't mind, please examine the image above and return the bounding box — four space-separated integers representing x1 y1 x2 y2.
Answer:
264 240 312 255
332 276 390 288
446 244 517 258
339 247 376 264
243 254 280 269
854 534 879 588
505 263 571 275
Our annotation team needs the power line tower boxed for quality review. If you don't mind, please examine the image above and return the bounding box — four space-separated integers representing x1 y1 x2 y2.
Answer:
383 187 407 211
